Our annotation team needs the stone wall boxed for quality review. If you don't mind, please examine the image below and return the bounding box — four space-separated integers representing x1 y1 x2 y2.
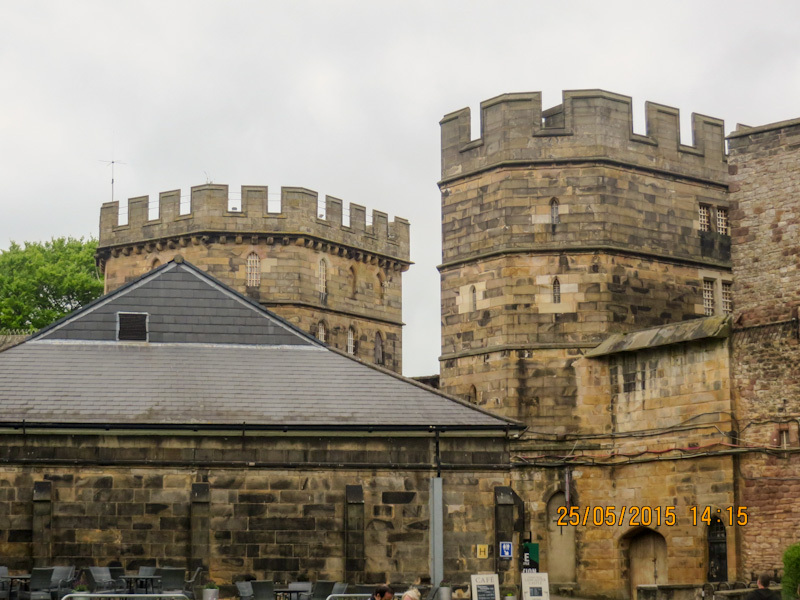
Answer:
0 432 509 588
728 117 800 576
512 457 737 600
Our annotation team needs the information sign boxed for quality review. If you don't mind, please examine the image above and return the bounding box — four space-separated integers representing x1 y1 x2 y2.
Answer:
499 541 513 558
470 573 500 600
521 572 549 600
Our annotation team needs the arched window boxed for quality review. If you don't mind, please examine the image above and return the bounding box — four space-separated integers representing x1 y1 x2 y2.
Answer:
707 516 727 582
245 252 260 287
470 285 477 312
550 198 560 224
347 327 355 355
374 331 384 365
469 385 477 404
317 321 326 343
350 266 357 298
553 278 561 304
319 260 328 294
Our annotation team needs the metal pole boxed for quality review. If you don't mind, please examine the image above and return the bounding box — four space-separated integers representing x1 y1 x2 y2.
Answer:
430 476 444 587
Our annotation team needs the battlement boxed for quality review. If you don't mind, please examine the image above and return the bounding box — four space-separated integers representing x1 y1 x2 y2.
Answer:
98 184 410 261
440 90 727 184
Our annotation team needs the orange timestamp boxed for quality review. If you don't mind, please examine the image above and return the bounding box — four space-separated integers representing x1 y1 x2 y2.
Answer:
555 505 749 527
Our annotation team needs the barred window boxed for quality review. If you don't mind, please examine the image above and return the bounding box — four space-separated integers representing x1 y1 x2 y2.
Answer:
622 354 637 393
550 198 560 224
246 253 260 287
703 280 716 316
347 327 355 355
317 321 326 343
553 278 561 304
319 260 328 294
699 205 710 232
722 282 733 314
717 208 729 236
609 358 619 394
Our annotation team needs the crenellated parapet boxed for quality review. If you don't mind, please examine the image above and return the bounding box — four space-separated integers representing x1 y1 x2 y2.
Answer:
440 89 727 185
98 184 410 264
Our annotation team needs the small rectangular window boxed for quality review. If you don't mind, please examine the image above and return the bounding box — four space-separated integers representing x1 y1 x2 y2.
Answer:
699 205 710 232
722 282 733 314
703 280 715 316
716 207 729 236
118 313 148 341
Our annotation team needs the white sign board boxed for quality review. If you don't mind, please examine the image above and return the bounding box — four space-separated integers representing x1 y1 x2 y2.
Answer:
521 572 549 600
471 573 500 600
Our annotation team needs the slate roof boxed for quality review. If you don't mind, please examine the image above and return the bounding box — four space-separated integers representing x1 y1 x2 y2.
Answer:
0 259 521 432
584 315 731 358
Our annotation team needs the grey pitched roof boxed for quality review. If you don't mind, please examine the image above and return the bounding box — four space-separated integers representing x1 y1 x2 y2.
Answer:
584 315 730 358
0 259 520 432
33 261 313 346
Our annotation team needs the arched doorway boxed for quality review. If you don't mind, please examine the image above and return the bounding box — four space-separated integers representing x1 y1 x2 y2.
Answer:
707 516 727 582
546 492 576 583
628 529 667 600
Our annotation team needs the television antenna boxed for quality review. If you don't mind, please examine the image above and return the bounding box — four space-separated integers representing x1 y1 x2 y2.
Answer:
99 158 126 202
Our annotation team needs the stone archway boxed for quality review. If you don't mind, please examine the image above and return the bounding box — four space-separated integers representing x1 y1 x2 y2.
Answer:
627 528 667 600
546 492 576 584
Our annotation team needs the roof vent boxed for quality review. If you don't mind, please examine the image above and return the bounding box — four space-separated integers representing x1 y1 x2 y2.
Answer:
117 313 148 341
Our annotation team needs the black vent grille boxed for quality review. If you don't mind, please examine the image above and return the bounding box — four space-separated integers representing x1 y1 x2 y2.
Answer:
118 313 148 341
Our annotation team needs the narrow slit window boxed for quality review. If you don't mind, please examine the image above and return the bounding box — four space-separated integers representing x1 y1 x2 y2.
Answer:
319 260 327 294
118 313 148 342
703 280 715 316
553 278 561 304
470 285 477 312
347 327 355 355
317 322 326 343
246 253 260 287
374 331 384 365
550 198 560 224
377 272 385 303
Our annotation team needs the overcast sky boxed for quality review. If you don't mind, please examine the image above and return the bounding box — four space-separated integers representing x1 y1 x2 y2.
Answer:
1 1 799 376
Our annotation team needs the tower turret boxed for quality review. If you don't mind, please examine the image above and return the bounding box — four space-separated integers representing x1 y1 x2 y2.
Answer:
97 183 410 373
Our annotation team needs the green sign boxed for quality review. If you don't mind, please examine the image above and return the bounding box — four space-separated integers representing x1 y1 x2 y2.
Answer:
521 542 539 572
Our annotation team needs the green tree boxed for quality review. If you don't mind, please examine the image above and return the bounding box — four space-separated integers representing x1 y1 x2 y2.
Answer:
0 237 104 330
785 542 800 600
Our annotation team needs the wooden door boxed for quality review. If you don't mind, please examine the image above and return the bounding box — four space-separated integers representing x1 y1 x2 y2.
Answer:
629 530 667 600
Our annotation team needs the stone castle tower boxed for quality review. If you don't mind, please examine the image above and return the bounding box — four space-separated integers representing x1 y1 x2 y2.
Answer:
96 184 410 372
438 90 732 428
